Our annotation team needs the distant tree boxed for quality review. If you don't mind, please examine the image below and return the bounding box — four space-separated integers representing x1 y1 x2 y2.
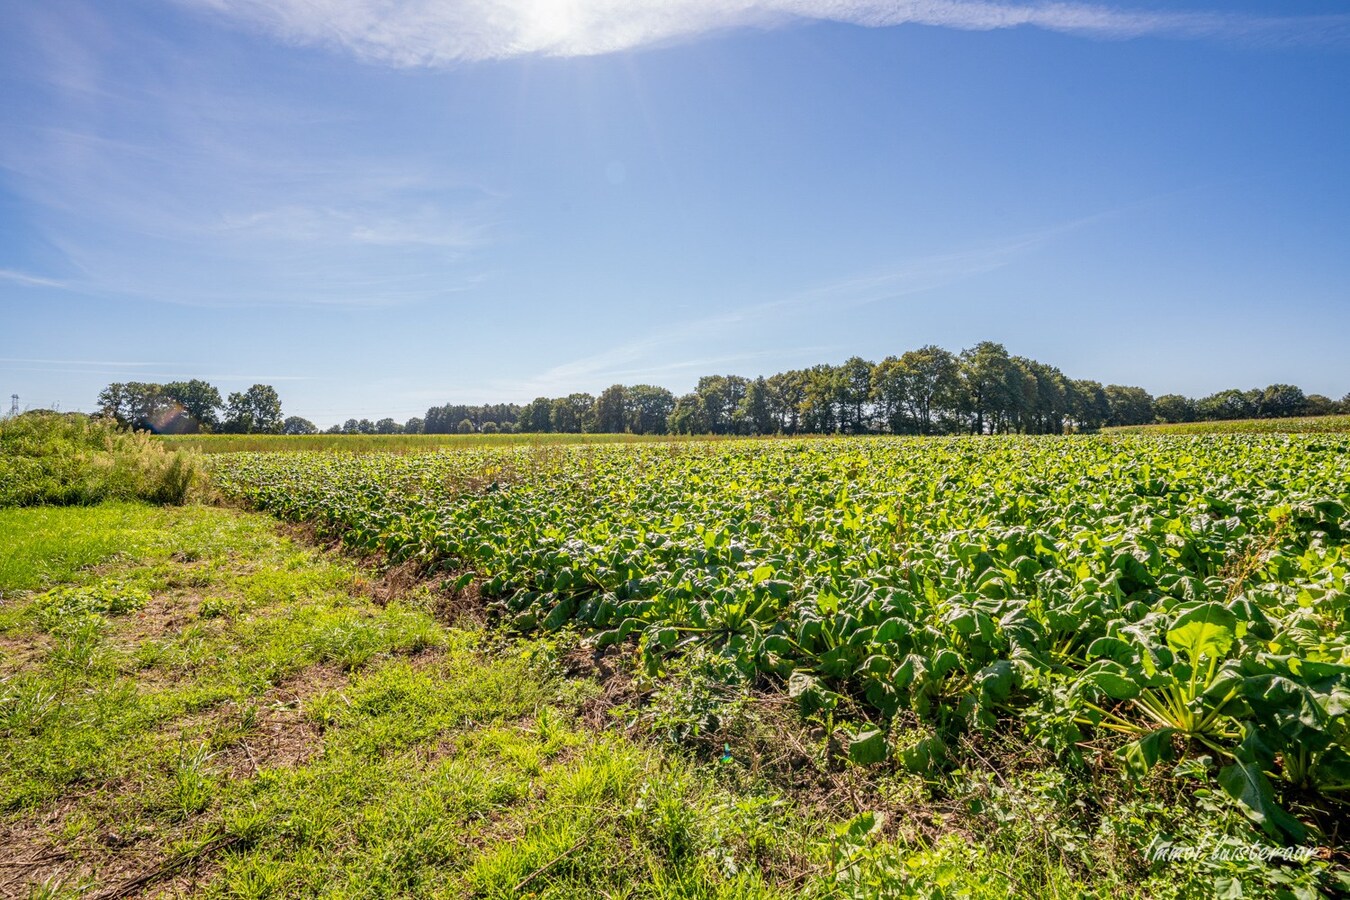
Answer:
223 384 283 434
356 418 375 435
695 375 749 434
455 418 476 434
800 365 841 433
282 416 318 435
521 398 553 433
97 382 176 432
766 370 807 434
481 421 500 434
403 417 425 434
838 356 874 433
565 393 597 433
1154 394 1196 424
668 393 710 434
375 417 403 434
324 424 342 434
738 377 776 435
594 385 630 433
1104 385 1155 427
1197 389 1255 421
162 380 223 432
1067 379 1111 431
342 418 360 434
627 385 674 434
1303 395 1336 416
1257 384 1306 419
873 346 960 435
958 342 1018 434
1341 393 1350 413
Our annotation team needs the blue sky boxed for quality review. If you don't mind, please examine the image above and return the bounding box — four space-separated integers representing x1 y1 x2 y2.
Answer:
2 1 1348 426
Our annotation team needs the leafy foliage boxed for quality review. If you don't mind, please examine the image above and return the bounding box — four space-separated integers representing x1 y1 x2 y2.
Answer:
213 435 1350 841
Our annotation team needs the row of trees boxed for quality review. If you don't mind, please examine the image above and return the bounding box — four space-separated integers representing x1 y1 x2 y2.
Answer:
96 381 301 434
409 342 1346 436
98 343 1347 436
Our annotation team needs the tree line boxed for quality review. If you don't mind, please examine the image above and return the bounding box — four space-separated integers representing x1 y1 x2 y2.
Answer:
97 342 1348 436
416 342 1346 436
96 381 318 435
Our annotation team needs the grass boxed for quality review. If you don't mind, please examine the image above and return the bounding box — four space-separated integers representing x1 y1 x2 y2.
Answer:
157 432 730 454
1106 414 1350 434
0 412 202 506
1 503 1341 898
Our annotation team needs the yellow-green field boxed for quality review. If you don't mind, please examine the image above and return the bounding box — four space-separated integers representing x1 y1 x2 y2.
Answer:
1106 414 1350 435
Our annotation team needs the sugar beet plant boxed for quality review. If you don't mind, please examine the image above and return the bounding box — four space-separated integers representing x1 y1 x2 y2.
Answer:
212 436 1349 841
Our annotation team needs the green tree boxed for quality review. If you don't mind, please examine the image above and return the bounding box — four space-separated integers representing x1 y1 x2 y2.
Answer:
1197 389 1255 421
223 384 283 434
766 370 807 434
594 385 630 433
838 356 874 433
455 418 476 434
668 393 710 434
282 416 318 435
403 417 425 434
627 385 674 434
958 342 1017 434
1257 384 1307 419
375 417 403 434
1154 394 1196 424
1104 385 1155 427
1067 379 1111 431
162 380 223 432
738 377 776 435
521 398 553 433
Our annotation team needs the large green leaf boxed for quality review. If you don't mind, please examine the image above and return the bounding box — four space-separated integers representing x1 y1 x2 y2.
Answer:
1217 759 1308 842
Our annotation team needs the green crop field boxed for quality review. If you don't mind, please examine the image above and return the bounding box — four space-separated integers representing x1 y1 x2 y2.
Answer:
1106 415 1350 435
157 431 724 454
6 426 1349 897
213 436 1350 856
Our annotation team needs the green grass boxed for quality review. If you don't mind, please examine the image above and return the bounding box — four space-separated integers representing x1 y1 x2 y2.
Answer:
1106 413 1350 434
158 432 731 454
0 411 202 506
2 502 1341 898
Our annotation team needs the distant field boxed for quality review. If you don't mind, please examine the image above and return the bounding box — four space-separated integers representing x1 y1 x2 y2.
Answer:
157 431 718 453
1106 413 1350 435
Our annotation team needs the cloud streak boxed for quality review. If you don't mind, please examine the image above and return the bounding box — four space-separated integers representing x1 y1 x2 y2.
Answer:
0 269 68 289
182 1 1350 65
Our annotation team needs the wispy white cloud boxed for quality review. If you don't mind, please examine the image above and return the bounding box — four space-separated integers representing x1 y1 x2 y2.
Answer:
518 211 1096 394
0 269 68 289
0 5 500 308
180 1 1350 65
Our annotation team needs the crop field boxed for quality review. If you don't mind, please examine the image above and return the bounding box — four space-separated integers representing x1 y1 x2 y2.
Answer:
158 431 718 454
1107 415 1350 435
213 435 1350 849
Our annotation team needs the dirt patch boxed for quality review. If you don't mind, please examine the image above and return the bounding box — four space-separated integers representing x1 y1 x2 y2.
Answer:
0 631 50 676
213 664 349 779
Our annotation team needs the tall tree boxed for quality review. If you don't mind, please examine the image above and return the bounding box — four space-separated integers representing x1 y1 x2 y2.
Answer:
738 377 776 435
668 393 710 434
628 385 674 434
1104 385 1155 427
282 416 318 435
223 384 283 434
838 356 874 434
162 380 223 432
958 342 1017 434
594 385 631 433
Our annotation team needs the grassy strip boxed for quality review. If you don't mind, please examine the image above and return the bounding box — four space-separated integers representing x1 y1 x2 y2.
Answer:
1105 414 1350 434
1 504 1338 898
